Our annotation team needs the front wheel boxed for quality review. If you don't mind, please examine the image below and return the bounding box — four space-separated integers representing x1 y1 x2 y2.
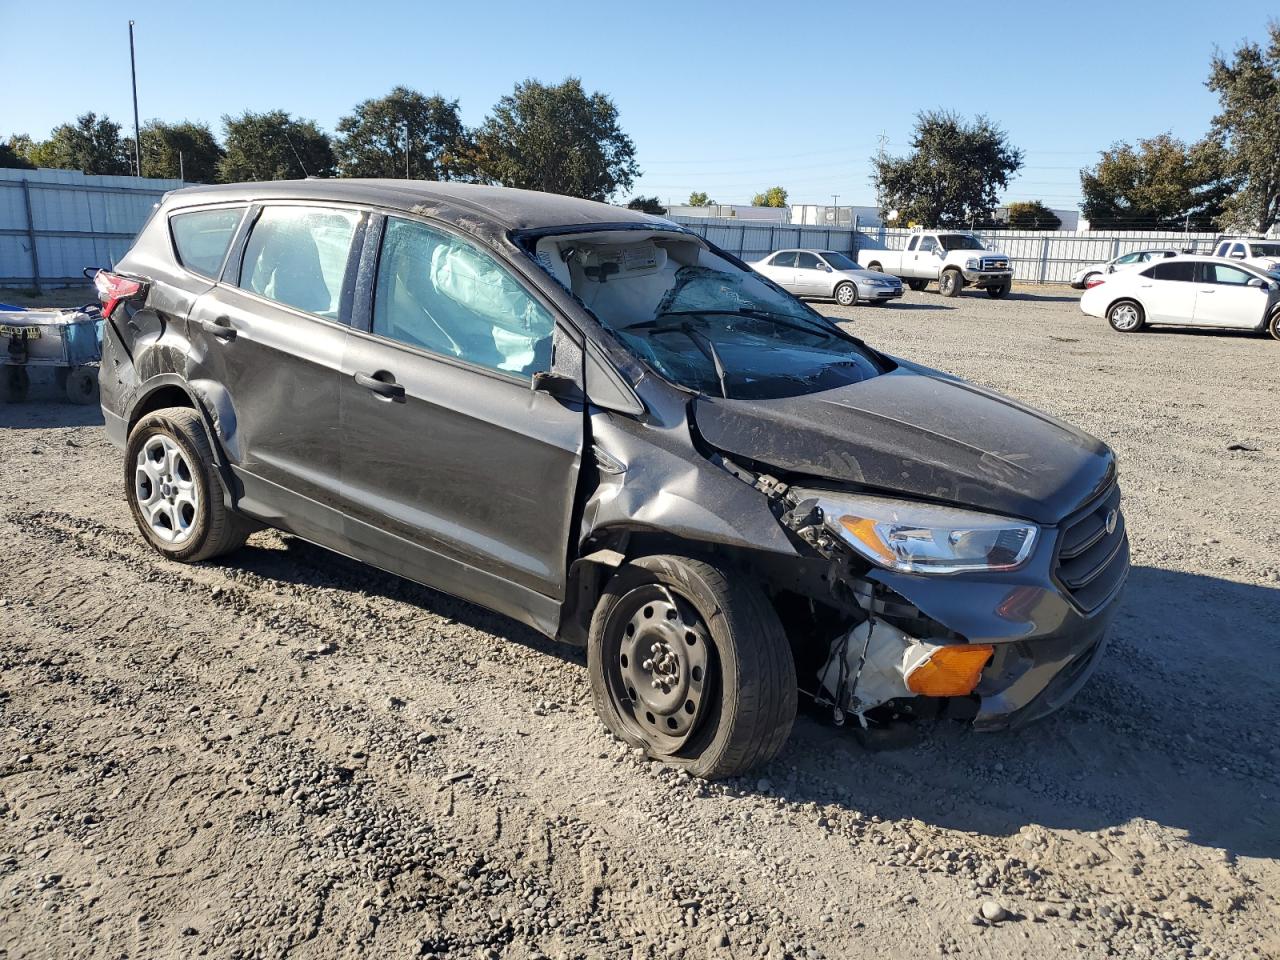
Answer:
986 283 1011 299
588 555 797 779
1107 300 1145 333
834 281 857 306
907 279 928 291
939 270 963 297
125 407 254 562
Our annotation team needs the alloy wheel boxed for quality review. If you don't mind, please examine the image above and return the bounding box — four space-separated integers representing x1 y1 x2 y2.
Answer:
134 434 200 544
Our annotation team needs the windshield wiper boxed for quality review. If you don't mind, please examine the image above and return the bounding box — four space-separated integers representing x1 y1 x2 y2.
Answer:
682 325 729 400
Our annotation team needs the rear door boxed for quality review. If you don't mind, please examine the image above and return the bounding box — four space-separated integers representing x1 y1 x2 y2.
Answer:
758 251 798 291
1135 260 1196 322
185 203 364 544
1192 262 1271 328
339 214 583 629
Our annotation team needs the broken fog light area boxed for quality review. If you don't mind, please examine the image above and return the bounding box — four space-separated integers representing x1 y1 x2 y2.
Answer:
816 619 992 721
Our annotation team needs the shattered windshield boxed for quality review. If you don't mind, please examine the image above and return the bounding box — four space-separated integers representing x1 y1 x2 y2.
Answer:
531 231 884 400
938 234 985 251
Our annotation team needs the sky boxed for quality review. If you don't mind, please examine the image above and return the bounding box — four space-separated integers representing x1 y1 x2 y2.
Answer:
3 0 1275 213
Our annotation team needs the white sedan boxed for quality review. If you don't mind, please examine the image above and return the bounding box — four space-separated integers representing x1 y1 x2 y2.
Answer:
753 249 903 306
1069 249 1178 289
1080 255 1280 339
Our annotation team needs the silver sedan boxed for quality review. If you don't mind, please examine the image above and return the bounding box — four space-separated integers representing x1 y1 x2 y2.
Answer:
753 249 903 306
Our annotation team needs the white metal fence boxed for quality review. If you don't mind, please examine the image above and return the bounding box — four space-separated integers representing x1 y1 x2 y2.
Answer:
671 216 1224 284
0 169 182 291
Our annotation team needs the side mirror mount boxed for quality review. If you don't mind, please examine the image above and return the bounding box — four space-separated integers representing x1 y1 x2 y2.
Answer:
1247 277 1266 289
532 370 583 402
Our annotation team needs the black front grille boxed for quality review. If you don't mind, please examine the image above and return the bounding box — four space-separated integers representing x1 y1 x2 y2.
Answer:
1055 483 1129 612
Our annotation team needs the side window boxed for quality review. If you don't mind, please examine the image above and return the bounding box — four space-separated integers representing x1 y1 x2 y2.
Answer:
1229 243 1246 258
795 252 820 269
1205 263 1253 286
1114 252 1141 265
918 237 938 254
373 217 554 377
770 251 796 268
238 207 360 319
170 207 245 278
906 236 919 251
1149 261 1194 282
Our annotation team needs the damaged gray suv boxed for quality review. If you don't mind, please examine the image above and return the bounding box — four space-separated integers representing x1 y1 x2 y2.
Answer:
97 181 1128 778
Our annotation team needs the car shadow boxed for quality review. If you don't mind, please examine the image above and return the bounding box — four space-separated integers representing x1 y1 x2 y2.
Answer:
0 398 104 429
999 291 1080 304
220 538 1280 859
873 302 952 312
1137 326 1266 340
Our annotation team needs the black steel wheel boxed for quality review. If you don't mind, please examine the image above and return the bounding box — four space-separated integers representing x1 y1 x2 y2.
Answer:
64 366 99 405
907 278 928 291
986 283 1011 299
588 554 797 779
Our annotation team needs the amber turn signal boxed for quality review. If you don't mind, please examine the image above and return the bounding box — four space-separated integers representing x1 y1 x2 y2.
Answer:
906 644 994 697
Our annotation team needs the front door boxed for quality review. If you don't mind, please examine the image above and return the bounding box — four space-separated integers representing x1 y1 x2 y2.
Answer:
909 236 938 279
339 215 583 632
1193 262 1271 328
185 203 364 546
793 251 828 294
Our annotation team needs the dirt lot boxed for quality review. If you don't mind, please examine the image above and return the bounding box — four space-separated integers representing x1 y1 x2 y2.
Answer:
1 286 1277 960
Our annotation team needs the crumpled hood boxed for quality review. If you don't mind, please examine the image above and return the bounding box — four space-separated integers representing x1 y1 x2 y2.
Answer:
694 364 1114 524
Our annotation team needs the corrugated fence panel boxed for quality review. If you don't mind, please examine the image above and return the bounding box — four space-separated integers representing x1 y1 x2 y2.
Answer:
671 217 1224 284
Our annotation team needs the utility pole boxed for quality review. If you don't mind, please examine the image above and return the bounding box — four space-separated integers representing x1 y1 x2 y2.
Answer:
128 20 142 178
405 119 411 179
178 151 185 183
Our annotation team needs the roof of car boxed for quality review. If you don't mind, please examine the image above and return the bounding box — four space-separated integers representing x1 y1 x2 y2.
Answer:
164 179 669 232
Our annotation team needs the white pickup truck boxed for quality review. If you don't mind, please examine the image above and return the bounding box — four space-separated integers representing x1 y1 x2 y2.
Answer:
857 231 1014 298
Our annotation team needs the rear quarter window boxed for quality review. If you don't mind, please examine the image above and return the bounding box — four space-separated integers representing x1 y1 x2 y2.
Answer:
170 207 246 278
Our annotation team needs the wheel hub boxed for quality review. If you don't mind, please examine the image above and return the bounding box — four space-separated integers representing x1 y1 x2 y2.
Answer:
614 593 710 741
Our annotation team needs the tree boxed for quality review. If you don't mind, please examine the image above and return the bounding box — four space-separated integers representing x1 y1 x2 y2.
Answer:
1079 134 1234 230
25 113 131 175
1207 22 1280 232
335 86 471 180
687 191 714 206
471 78 639 201
1004 201 1062 230
0 136 34 169
873 110 1023 227
750 186 788 207
124 120 223 182
218 110 335 182
626 196 666 215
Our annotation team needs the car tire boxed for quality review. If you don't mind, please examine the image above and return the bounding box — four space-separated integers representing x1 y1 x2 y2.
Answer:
986 283 1011 299
1107 299 1145 333
2 366 29 403
867 262 882 273
588 554 797 780
1081 272 1100 288
834 281 857 306
64 366 99 405
124 407 253 563
907 279 928 291
939 269 963 297
1268 309 1280 341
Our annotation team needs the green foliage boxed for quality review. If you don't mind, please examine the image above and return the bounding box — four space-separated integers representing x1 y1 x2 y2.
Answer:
1079 134 1233 230
626 196 666 215
335 86 471 180
750 186 788 208
687 191 713 206
0 136 34 169
1004 201 1062 230
125 121 223 182
24 113 131 175
873 111 1023 227
1207 23 1280 232
472 78 639 201
218 111 335 182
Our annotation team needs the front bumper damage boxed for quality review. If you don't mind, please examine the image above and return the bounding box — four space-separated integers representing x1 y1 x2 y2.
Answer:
766 475 1127 731
961 270 1014 289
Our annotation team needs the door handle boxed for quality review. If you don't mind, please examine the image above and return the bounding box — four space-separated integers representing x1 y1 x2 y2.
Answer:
200 316 237 341
354 370 406 402
1198 289 1216 294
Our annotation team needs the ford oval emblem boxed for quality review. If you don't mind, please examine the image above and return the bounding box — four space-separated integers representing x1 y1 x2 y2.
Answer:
1105 509 1118 536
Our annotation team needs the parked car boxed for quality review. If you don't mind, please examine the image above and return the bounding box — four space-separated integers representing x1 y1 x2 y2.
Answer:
751 249 903 306
1080 254 1280 338
96 180 1128 778
1210 237 1280 274
1069 249 1178 289
856 231 1013 298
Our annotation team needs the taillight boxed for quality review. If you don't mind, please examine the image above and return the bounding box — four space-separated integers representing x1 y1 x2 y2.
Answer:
93 270 148 318
1085 277 1106 289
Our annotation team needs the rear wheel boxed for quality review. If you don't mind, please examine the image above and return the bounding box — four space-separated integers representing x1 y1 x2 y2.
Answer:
834 281 857 306
1107 300 1145 333
939 269 963 297
866 261 883 273
588 554 797 779
907 278 928 291
125 407 253 562
1268 309 1280 341
2 366 29 403
64 366 98 404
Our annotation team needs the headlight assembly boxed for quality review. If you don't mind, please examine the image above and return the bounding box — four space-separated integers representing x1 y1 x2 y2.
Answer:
793 489 1038 574
965 258 980 270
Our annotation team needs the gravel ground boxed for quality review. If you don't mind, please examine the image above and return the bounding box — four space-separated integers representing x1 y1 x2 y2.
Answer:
1 285 1277 960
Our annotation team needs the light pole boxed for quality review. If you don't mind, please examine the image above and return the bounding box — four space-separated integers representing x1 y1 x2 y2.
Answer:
128 20 141 178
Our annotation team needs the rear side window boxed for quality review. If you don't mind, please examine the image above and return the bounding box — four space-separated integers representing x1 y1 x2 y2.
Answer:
1148 261 1195 282
170 207 245 278
770 251 796 267
239 207 360 319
